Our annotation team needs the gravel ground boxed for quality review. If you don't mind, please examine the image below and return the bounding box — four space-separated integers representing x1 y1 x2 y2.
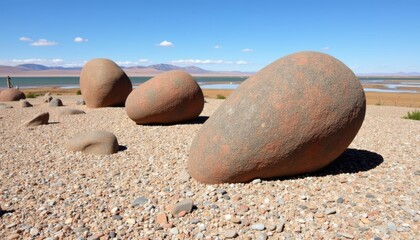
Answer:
0 95 419 240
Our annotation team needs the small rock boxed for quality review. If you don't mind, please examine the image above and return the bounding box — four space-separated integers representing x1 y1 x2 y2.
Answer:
112 215 123 220
49 98 63 107
170 227 179 235
277 219 285 232
251 223 265 231
43 93 52 102
178 210 187 217
179 171 191 182
366 194 376 199
252 179 262 184
126 218 136 225
109 232 117 238
256 232 268 240
73 227 89 233
60 109 86 115
23 112 49 127
337 232 355 239
0 103 12 109
224 229 238 238
76 99 85 105
171 199 194 215
237 205 250 213
20 100 33 108
325 209 336 215
156 212 168 225
196 232 204 239
414 170 420 176
387 222 397 231
30 228 39 236
337 197 345 203
132 196 148 207
65 130 119 155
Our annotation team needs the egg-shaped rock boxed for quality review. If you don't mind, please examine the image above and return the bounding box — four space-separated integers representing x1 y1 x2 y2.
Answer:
0 88 26 102
125 70 204 124
80 58 132 108
188 51 366 184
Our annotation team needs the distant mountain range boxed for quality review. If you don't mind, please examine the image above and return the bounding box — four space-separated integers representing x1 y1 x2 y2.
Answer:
0 63 253 77
1 63 419 77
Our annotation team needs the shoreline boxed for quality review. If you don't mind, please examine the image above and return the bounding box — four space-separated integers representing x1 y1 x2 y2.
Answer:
12 86 420 108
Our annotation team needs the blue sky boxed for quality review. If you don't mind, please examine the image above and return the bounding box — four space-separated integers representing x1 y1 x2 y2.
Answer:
1 0 420 73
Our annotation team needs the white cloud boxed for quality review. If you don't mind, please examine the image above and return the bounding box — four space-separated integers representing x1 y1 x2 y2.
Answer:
74 37 88 42
241 48 254 52
158 40 174 47
30 39 58 46
171 59 248 65
214 45 222 49
138 58 150 63
19 37 33 42
9 58 65 65
321 46 330 50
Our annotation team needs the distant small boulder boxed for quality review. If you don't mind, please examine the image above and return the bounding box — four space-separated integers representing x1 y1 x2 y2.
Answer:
65 130 119 155
0 103 13 109
59 109 86 115
0 88 26 102
23 112 49 127
43 92 53 103
20 100 33 108
76 99 85 105
49 98 63 107
125 70 204 124
80 58 132 108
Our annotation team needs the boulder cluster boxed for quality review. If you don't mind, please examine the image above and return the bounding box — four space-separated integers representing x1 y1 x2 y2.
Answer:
2 52 366 182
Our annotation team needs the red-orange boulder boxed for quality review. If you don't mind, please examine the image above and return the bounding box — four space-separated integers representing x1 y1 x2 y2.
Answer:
0 88 26 102
188 51 366 184
80 58 132 108
125 70 204 124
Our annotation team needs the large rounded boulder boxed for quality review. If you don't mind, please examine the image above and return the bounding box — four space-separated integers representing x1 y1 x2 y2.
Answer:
0 88 26 102
125 70 204 124
80 58 132 108
188 51 366 184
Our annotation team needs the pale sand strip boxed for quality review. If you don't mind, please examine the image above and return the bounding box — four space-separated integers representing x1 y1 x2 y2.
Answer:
0 95 418 239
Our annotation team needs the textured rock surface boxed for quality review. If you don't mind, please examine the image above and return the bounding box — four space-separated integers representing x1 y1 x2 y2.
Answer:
0 88 26 102
188 51 366 183
65 130 119 155
125 70 204 124
23 112 49 127
80 58 132 108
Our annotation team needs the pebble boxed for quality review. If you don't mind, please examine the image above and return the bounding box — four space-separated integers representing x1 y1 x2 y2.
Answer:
170 227 179 235
252 179 262 184
337 232 355 239
337 197 345 203
251 223 265 231
171 199 194 215
387 222 397 231
224 229 238 238
325 209 337 215
256 232 268 240
30 228 39 236
132 196 148 207
196 232 204 239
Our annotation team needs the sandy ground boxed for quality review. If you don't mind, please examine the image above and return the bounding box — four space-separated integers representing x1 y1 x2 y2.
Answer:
0 95 419 239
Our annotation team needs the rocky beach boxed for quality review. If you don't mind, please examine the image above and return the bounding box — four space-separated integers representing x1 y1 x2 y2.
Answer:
0 94 419 239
